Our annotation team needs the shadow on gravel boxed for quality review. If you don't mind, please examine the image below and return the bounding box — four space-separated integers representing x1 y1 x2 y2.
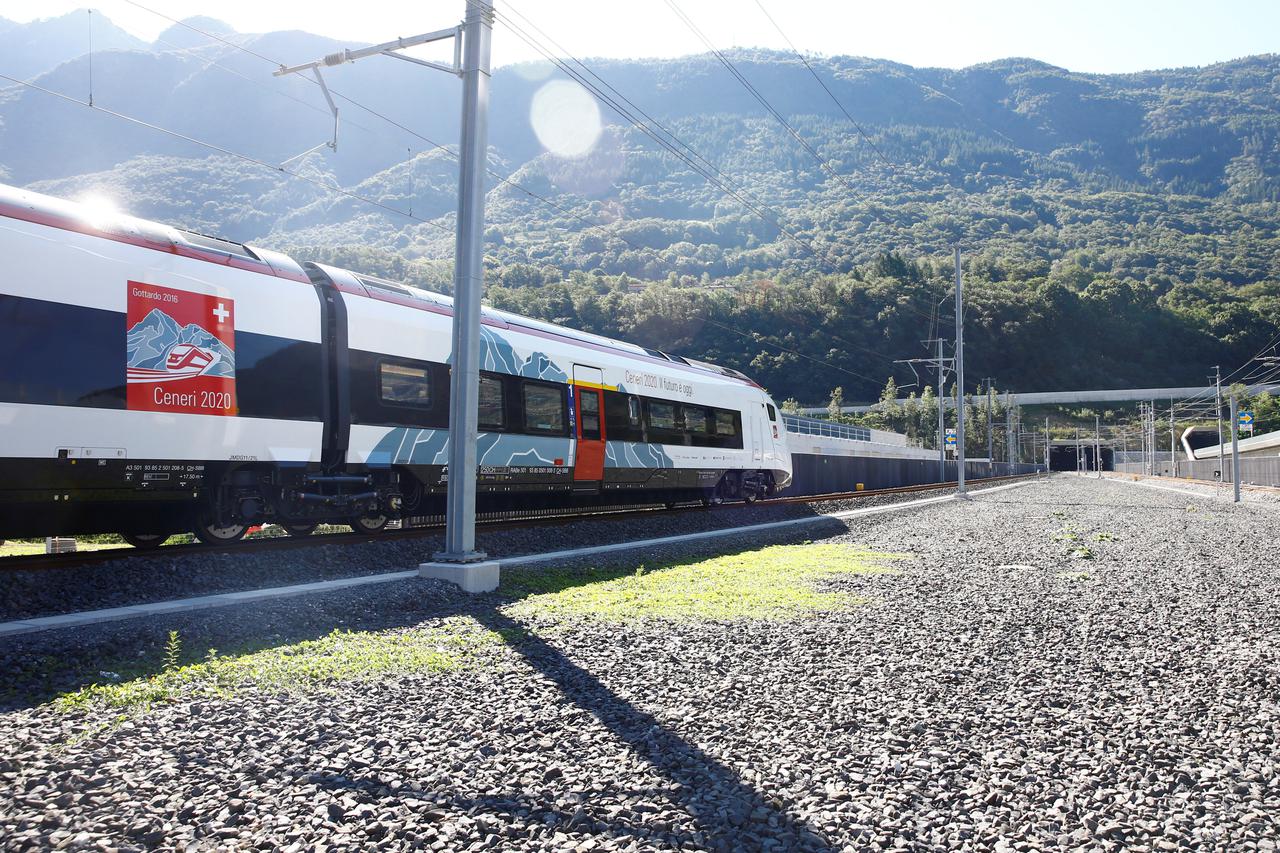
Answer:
305 604 834 852
1 521 850 712
5 529 847 850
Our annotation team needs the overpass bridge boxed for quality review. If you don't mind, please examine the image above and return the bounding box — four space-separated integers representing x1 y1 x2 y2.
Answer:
800 383 1280 416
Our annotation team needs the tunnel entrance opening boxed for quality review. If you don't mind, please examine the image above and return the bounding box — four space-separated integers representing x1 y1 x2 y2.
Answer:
1049 443 1113 472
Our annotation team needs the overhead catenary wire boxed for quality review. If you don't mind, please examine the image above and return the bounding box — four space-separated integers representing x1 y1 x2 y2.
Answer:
663 0 862 195
500 1 786 211
121 0 650 253
749 0 896 175
492 7 834 267
86 8 94 106
0 72 455 236
701 317 888 387
147 31 380 136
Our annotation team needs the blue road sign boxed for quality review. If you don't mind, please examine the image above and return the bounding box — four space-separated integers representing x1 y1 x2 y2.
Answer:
945 428 957 446
1239 411 1254 432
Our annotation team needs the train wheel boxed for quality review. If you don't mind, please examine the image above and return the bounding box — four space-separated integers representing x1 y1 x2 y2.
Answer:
120 532 169 550
281 522 318 537
193 517 248 545
350 513 388 534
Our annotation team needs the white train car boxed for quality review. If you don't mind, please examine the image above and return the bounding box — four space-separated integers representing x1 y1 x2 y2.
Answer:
0 184 791 545
306 264 790 512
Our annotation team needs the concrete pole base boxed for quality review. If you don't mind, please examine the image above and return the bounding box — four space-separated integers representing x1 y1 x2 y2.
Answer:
418 560 500 593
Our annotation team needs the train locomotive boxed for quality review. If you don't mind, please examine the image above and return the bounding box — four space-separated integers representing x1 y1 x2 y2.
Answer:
0 184 792 546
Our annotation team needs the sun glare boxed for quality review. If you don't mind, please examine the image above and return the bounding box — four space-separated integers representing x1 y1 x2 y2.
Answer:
77 193 121 230
529 80 602 159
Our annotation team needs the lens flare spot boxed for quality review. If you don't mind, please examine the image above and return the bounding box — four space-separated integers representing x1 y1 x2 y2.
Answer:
530 80 602 159
78 193 120 230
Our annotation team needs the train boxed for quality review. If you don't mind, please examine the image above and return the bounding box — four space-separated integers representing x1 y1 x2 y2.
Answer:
0 184 792 546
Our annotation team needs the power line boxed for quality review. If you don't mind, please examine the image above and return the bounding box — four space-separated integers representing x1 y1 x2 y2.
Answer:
501 1 780 210
663 0 861 195
701 317 887 386
491 7 832 266
122 0 648 253
0 72 455 236
147 31 380 137
749 0 896 175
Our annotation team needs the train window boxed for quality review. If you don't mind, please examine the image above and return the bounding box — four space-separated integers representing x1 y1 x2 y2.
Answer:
580 390 601 440
522 382 566 434
684 406 716 447
604 391 645 443
712 409 745 449
646 400 678 432
684 406 711 435
380 361 431 407
478 374 505 431
767 403 777 421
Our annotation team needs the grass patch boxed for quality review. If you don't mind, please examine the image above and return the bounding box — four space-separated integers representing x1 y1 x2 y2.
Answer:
0 539 131 557
502 543 900 623
56 617 496 714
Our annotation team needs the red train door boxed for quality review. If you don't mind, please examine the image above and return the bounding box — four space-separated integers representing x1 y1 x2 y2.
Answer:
573 365 606 481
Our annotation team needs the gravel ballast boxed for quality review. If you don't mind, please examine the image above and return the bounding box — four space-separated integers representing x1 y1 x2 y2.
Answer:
0 484 978 622
2 475 1277 851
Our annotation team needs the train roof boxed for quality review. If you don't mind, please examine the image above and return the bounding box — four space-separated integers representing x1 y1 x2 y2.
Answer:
0 182 762 391
341 270 760 389
0 183 309 283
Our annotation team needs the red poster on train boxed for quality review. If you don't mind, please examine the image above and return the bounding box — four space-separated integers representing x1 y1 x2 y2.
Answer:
125 281 236 415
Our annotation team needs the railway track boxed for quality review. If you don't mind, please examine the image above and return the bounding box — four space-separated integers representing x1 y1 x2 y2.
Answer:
1 473 1043 573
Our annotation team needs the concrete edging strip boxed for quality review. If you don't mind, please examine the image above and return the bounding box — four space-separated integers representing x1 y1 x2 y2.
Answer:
0 569 419 639
0 479 1037 638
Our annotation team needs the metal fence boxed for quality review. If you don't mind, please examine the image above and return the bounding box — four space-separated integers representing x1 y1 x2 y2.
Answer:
788 453 1043 496
1113 458 1280 488
783 415 871 442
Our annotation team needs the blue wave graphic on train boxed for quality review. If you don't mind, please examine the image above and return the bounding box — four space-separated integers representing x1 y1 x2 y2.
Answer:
126 308 235 376
369 428 572 466
478 326 566 381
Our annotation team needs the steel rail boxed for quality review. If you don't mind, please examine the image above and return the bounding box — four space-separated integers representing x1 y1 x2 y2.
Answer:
1 474 1043 573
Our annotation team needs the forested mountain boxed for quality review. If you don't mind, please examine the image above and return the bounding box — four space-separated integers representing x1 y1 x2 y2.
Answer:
2 11 1278 402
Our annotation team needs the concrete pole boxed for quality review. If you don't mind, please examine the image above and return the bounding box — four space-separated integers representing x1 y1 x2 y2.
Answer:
1230 394 1241 503
1146 402 1157 473
1170 398 1177 479
1157 402 1167 473
936 337 945 483
954 248 966 497
436 0 494 563
1215 365 1224 479
1006 392 1014 469
985 378 994 476
1095 414 1101 477
1045 416 1050 473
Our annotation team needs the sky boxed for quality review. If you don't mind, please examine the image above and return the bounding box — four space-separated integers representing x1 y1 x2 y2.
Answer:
2 0 1278 74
